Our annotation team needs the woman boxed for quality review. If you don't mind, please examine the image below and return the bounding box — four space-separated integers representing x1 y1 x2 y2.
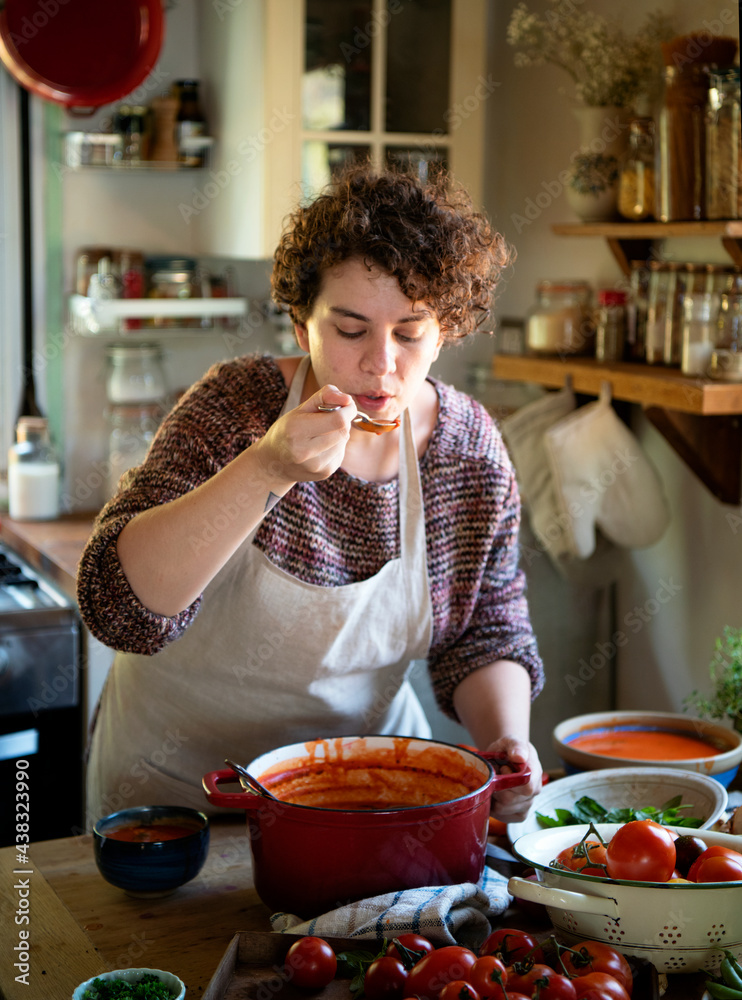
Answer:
78 164 545 825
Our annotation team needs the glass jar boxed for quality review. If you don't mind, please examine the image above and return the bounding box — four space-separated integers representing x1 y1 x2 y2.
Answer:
146 256 197 327
645 262 670 364
594 289 627 362
106 403 162 497
7 417 60 521
525 280 593 357
626 261 649 361
706 68 741 220
618 118 656 221
175 79 207 167
106 343 167 405
710 273 742 381
656 63 710 221
681 264 720 376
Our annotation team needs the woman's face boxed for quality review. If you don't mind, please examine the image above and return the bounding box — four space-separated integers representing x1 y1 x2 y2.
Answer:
294 257 443 421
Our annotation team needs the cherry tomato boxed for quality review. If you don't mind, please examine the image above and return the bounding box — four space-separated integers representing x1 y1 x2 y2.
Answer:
695 854 742 882
466 956 508 999
478 928 543 965
404 945 477 1000
571 972 631 1000
364 956 409 1000
605 820 676 882
554 840 608 877
386 934 435 966
687 845 742 882
438 981 481 1000
506 963 577 999
672 835 707 877
559 941 633 996
283 936 337 990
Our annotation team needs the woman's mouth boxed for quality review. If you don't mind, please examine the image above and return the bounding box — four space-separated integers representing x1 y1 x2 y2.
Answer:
356 394 392 413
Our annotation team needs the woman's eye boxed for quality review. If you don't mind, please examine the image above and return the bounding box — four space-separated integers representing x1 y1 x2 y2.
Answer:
336 327 365 338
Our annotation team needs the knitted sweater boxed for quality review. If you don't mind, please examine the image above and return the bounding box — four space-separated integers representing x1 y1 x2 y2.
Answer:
77 355 544 718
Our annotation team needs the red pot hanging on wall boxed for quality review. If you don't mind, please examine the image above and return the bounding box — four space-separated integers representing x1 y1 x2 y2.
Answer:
0 0 165 114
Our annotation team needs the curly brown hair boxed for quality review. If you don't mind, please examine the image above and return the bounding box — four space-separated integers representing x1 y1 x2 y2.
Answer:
271 163 512 341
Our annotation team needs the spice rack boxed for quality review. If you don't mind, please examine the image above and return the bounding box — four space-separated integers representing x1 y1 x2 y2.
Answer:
63 132 215 170
492 353 742 505
69 294 247 336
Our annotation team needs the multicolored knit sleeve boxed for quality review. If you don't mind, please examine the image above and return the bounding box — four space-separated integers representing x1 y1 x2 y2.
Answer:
423 386 544 718
76 355 286 654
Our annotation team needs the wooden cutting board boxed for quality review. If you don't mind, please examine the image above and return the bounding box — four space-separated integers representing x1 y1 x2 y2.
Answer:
0 848 104 1000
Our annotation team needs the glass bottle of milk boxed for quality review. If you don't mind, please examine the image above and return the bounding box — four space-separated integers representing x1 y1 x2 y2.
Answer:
8 417 60 520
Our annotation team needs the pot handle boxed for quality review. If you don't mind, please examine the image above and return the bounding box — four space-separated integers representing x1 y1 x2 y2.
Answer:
476 752 531 790
202 768 265 810
507 876 620 919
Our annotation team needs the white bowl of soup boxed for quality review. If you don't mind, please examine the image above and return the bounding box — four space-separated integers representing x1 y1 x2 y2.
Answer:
553 710 742 787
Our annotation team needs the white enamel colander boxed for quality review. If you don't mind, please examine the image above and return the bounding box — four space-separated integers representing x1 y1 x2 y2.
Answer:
509 823 742 975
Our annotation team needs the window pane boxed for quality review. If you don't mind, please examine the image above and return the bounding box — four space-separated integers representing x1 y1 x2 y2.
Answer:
385 146 448 184
302 142 371 199
304 1 373 132
385 0 451 134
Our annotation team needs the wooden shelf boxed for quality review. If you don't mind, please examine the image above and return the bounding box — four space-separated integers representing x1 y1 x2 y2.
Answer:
552 220 742 274
492 354 742 505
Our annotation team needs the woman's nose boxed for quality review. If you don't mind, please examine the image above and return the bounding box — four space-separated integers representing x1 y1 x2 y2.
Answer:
361 337 396 375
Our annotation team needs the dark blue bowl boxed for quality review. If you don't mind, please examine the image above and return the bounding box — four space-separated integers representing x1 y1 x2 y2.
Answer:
93 805 209 897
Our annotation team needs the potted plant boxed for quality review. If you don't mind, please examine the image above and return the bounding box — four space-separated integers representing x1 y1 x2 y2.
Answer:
565 151 620 222
685 626 742 733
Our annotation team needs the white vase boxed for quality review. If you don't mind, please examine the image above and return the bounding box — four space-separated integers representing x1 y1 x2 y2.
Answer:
566 151 620 222
565 180 619 223
571 105 630 159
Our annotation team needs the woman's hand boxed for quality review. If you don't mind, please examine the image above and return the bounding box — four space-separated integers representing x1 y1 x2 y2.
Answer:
486 735 543 824
254 384 356 487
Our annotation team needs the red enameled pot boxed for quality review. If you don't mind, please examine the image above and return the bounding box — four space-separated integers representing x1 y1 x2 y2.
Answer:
202 735 529 917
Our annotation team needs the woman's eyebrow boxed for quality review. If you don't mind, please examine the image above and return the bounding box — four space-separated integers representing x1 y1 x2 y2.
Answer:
329 306 432 323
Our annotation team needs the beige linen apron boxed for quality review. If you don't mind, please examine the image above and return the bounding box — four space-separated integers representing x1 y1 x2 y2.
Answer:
87 357 433 820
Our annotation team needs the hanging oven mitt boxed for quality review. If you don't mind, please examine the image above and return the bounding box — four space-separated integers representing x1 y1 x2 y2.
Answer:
500 385 577 562
542 384 670 559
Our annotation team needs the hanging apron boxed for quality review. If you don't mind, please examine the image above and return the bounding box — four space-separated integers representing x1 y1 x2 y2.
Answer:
87 356 434 819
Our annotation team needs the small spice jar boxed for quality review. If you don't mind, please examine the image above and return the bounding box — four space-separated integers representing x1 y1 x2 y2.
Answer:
525 280 593 357
706 67 742 220
106 343 167 405
595 289 627 362
618 118 656 221
7 417 60 521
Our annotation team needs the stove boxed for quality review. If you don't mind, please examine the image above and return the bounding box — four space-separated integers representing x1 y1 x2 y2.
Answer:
0 542 83 844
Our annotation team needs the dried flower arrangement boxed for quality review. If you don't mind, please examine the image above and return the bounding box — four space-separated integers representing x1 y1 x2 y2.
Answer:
507 1 676 109
568 152 619 196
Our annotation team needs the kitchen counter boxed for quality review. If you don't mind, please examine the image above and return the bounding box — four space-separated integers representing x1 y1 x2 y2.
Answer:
0 511 96 600
0 818 711 1000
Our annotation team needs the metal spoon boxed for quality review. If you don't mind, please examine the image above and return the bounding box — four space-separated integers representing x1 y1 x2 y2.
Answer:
317 403 400 434
224 758 279 800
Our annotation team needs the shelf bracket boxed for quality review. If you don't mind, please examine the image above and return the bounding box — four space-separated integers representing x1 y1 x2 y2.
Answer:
721 237 742 270
606 237 656 277
644 406 742 505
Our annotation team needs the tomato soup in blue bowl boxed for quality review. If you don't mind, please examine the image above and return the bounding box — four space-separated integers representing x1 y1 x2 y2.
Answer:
553 710 742 787
94 805 210 896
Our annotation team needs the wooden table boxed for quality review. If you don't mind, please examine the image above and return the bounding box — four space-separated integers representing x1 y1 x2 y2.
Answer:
0 817 271 999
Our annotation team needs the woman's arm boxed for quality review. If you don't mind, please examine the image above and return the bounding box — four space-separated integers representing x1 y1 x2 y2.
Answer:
453 660 543 822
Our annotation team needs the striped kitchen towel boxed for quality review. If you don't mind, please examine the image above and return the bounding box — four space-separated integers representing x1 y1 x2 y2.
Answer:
270 866 511 950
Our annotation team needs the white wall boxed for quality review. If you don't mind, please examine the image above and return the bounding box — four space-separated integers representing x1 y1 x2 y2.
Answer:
480 0 742 728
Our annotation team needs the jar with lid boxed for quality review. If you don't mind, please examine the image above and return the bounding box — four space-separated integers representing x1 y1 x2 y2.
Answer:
146 256 197 327
656 61 708 221
106 343 167 405
106 403 162 498
594 289 627 362
706 67 741 220
618 118 656 221
645 262 670 364
174 79 207 167
525 280 593 357
7 417 60 521
626 261 649 360
710 273 742 381
681 264 723 376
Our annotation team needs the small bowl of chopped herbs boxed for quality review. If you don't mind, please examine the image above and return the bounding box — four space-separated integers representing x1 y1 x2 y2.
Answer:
72 967 185 999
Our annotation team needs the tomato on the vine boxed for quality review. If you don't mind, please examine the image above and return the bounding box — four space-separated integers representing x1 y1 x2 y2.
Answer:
438 980 481 1000
506 963 577 1000
605 820 676 882
554 840 608 877
283 936 337 990
571 971 631 1000
404 945 478 1000
465 956 508 1000
559 941 632 996
478 928 543 965
687 845 742 881
386 934 435 966
363 956 409 1000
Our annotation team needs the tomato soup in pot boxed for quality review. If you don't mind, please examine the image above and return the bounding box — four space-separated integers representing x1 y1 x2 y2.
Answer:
569 728 722 761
